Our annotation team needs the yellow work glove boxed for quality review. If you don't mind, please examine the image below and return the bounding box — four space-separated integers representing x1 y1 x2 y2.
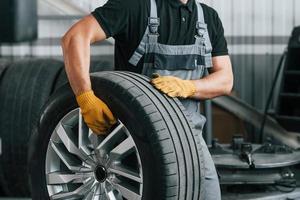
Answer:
151 74 197 98
76 90 116 135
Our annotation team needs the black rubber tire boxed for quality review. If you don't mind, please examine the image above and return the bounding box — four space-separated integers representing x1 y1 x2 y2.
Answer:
0 59 10 197
53 60 114 91
28 71 204 200
0 59 10 81
0 59 64 197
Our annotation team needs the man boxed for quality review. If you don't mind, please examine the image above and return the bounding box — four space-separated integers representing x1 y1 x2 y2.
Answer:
61 0 233 199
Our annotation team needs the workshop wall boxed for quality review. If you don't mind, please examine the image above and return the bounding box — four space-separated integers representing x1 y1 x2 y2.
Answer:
204 0 300 111
0 0 299 111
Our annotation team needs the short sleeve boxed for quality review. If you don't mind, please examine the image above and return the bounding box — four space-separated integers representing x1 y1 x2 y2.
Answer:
91 0 129 38
211 12 229 57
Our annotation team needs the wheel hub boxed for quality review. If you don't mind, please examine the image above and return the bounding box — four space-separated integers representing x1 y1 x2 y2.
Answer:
94 165 107 183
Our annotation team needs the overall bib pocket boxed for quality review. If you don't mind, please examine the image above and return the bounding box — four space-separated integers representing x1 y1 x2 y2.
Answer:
154 53 201 70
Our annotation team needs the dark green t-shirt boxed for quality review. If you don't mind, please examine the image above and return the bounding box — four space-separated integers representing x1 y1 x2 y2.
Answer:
92 0 228 73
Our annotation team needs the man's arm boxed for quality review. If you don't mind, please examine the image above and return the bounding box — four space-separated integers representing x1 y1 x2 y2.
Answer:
61 15 106 96
61 15 116 135
192 55 233 99
151 55 233 100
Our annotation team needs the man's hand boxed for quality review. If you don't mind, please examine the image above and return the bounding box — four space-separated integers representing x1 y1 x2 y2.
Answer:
151 74 196 98
76 90 117 135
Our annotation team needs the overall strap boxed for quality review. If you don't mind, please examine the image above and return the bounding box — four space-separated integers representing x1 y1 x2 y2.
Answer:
129 0 160 66
195 1 212 53
196 0 205 24
150 0 158 18
148 0 160 43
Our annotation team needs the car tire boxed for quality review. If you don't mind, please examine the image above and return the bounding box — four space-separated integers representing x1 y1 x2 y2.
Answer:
0 59 10 197
28 71 204 200
0 59 64 196
0 59 10 81
53 60 114 92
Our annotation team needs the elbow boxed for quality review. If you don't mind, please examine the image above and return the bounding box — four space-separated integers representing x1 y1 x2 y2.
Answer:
61 33 81 71
61 33 72 52
61 32 84 53
224 75 234 95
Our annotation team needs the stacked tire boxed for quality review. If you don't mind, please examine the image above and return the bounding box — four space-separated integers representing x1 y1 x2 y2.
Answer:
0 59 64 196
0 59 113 197
0 59 10 197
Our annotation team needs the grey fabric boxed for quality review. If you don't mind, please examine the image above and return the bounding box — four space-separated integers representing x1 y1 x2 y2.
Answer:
129 1 221 199
204 54 213 68
196 0 205 24
196 2 213 65
128 42 146 65
150 0 158 18
128 0 158 65
199 130 222 200
144 53 208 71
129 0 213 68
142 63 205 80
145 42 205 55
148 34 158 43
153 54 200 69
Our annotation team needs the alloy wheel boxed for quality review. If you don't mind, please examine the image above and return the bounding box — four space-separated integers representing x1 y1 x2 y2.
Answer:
45 109 143 200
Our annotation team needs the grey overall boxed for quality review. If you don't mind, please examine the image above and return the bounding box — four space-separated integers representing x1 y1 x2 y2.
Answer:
129 0 221 199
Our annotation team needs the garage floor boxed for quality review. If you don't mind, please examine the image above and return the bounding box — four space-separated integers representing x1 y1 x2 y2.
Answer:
0 199 31 200
1 189 300 200
222 188 300 200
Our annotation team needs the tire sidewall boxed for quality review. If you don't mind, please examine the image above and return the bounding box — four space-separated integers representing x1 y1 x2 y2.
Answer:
29 78 163 200
28 85 77 200
93 77 163 200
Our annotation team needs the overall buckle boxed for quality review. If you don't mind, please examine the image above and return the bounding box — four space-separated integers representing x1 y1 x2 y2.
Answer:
196 22 207 37
148 17 160 34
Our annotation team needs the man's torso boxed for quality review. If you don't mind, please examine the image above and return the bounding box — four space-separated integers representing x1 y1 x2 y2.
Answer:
92 0 228 72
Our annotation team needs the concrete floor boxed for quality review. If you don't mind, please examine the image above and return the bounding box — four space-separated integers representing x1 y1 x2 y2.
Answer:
1 188 300 200
0 199 31 200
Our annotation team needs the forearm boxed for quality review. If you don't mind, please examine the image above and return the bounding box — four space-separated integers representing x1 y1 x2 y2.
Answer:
62 36 91 96
61 15 107 96
191 68 233 100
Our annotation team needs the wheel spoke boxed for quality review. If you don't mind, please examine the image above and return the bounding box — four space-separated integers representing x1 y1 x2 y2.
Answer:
50 178 95 200
92 183 106 200
94 194 107 200
96 123 125 155
109 137 135 161
50 140 91 172
79 112 92 156
46 172 93 185
114 182 141 200
105 185 123 200
83 182 99 200
88 130 106 161
83 191 94 200
109 165 142 183
56 123 95 166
